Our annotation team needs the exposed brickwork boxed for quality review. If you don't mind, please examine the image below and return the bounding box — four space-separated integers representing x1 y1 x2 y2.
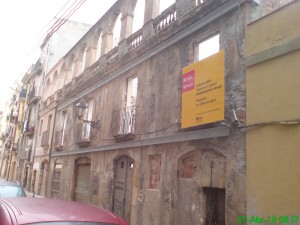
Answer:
149 154 161 189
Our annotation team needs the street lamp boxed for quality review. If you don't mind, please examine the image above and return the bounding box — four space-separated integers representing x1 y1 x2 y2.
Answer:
75 102 100 129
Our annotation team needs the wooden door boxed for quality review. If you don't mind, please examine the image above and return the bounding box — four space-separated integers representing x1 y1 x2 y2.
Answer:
112 156 134 223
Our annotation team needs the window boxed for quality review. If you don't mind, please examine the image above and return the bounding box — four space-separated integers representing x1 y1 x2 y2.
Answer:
58 111 67 147
81 100 93 140
197 34 220 61
126 76 138 107
39 120 43 137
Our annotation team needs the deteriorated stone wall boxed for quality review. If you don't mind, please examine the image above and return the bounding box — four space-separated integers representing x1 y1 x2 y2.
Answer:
40 0 267 225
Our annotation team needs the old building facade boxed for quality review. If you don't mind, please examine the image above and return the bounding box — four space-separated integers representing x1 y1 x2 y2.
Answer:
39 0 259 224
1 0 295 225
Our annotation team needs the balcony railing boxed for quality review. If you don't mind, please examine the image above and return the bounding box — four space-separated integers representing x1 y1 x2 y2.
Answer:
41 130 49 148
127 28 143 50
111 105 136 139
153 4 177 33
75 123 90 148
106 47 118 64
24 121 34 136
27 87 40 104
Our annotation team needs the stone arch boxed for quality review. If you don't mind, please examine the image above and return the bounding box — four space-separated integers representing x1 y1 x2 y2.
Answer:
160 0 176 13
68 54 75 81
79 43 88 74
46 78 51 90
112 13 122 48
132 0 145 33
176 149 226 225
93 27 103 60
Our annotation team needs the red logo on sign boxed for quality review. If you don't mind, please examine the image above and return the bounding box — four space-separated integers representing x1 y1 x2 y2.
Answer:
182 70 195 93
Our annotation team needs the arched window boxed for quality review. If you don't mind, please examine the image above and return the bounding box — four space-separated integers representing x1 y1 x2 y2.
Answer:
160 0 175 13
70 55 76 79
95 30 103 60
132 0 145 33
46 78 51 90
112 13 122 48
178 152 195 179
81 46 88 73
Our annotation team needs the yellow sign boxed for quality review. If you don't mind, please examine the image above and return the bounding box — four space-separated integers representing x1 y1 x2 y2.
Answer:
181 50 224 128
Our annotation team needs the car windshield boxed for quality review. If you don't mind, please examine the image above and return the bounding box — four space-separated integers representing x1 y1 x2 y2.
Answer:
0 185 26 197
26 223 117 225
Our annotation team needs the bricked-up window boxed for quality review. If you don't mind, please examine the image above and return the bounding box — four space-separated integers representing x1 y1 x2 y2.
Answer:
178 153 195 178
196 34 220 61
149 154 161 189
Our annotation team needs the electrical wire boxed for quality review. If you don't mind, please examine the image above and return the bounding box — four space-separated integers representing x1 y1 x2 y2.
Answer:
60 121 179 151
23 0 87 65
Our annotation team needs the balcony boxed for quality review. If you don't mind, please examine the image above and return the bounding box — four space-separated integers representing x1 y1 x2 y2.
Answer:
41 130 49 150
75 123 90 148
111 105 136 142
54 130 64 151
33 58 43 75
153 4 177 33
24 121 34 136
27 87 40 104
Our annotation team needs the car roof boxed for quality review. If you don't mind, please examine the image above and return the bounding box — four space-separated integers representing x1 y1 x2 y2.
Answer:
0 181 22 187
0 197 128 225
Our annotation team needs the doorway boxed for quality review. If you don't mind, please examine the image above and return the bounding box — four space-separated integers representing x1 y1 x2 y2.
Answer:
112 155 134 223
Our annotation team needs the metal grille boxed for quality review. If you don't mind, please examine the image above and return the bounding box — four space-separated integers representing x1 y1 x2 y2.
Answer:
111 105 136 136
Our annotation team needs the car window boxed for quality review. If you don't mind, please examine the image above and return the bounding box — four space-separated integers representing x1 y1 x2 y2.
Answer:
26 223 117 225
0 185 26 197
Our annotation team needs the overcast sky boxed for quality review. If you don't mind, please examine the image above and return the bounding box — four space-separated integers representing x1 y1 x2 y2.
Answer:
0 0 174 111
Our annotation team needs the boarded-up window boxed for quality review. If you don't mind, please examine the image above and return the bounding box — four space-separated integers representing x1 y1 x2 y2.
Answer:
149 154 161 189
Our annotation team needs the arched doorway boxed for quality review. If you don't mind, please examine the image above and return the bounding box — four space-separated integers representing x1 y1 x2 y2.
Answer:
38 160 49 196
176 150 226 225
112 155 134 223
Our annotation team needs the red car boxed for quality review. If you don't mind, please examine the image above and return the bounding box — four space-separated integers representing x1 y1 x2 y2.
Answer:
0 197 129 225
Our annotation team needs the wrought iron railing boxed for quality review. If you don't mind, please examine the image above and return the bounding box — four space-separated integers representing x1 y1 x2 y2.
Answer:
111 105 136 136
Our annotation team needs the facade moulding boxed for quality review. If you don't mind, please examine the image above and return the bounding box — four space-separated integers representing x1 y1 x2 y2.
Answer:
52 126 230 156
246 37 300 67
57 0 250 111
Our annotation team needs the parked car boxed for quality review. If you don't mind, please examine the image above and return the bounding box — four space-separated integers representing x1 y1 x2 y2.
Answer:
0 181 26 197
0 197 129 225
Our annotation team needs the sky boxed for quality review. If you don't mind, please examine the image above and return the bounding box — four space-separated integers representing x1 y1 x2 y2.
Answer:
0 0 116 110
0 0 174 111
